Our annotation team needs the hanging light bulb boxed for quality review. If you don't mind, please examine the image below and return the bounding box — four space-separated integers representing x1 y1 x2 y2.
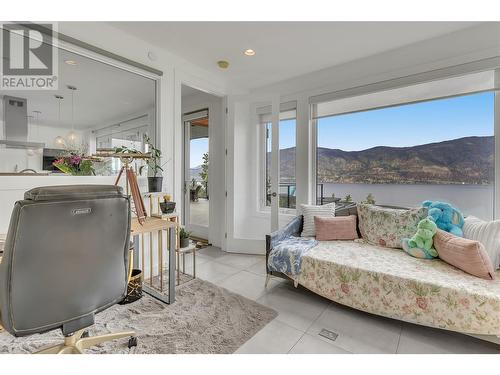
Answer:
54 95 65 147
26 115 35 156
67 85 77 141
33 110 43 155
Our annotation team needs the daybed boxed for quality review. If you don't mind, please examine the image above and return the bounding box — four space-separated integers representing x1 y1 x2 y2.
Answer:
266 210 500 342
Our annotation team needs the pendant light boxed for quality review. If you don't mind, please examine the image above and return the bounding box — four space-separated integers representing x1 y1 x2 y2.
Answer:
26 115 35 156
54 95 65 146
33 110 43 155
67 85 77 141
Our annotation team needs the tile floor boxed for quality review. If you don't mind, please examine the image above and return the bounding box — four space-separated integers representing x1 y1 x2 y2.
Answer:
184 246 500 354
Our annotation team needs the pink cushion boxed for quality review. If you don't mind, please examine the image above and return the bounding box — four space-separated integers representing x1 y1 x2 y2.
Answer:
433 230 495 280
314 215 359 241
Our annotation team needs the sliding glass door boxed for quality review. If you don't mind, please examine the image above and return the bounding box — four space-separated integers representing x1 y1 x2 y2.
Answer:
183 109 209 238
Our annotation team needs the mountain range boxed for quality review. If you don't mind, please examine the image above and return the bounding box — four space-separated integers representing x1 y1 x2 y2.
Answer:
277 136 494 185
190 165 202 181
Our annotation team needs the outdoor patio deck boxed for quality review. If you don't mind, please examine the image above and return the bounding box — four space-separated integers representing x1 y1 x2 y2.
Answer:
190 198 209 227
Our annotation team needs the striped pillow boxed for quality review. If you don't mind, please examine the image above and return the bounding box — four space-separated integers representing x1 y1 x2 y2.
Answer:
300 203 335 237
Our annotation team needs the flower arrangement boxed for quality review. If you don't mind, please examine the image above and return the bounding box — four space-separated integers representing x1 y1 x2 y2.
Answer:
53 149 95 176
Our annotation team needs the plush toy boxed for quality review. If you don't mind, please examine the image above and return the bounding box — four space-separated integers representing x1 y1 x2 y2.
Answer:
422 200 464 237
408 217 437 251
402 238 438 259
401 217 438 259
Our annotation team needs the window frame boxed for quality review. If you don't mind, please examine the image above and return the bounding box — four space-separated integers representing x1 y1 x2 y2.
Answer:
258 103 297 214
311 71 499 219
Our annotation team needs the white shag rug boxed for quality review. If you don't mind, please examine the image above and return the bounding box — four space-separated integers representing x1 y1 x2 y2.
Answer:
0 278 277 354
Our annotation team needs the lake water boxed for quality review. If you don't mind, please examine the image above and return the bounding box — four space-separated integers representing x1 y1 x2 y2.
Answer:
318 182 494 220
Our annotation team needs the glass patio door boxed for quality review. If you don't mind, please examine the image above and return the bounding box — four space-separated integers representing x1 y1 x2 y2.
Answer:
183 109 209 239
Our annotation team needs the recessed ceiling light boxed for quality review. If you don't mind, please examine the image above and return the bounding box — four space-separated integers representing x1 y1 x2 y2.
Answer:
244 49 256 56
217 60 230 69
65 60 77 66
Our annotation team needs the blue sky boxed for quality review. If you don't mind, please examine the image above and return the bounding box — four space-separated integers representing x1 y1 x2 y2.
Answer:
190 138 208 168
316 92 494 151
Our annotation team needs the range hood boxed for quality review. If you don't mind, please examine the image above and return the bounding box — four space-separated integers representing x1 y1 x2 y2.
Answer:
0 95 45 149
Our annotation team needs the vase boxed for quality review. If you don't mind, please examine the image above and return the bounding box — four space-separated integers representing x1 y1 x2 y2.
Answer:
180 237 190 248
119 269 143 305
159 201 176 214
148 176 163 192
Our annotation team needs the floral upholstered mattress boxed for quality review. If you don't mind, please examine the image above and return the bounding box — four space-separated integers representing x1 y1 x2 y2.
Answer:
297 239 500 335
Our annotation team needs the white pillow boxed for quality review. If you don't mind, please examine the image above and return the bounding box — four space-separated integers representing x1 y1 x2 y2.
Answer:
300 203 335 237
463 216 500 270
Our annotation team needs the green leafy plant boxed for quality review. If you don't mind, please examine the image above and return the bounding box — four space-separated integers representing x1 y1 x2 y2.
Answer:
179 227 191 240
362 193 376 204
138 136 170 177
113 145 141 154
344 194 353 203
200 151 209 197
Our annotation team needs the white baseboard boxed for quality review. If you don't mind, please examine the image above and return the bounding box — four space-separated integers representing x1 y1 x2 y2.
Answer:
225 237 265 255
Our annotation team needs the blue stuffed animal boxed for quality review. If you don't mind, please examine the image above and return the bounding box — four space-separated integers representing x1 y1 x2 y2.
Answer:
422 200 464 237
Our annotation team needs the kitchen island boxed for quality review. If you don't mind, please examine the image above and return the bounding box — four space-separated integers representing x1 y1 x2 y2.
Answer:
0 175 148 233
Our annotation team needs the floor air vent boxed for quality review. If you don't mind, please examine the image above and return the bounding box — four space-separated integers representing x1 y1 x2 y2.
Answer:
319 328 338 341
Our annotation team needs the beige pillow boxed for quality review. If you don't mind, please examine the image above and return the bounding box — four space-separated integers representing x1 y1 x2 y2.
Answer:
357 203 427 248
314 215 359 241
463 216 500 270
434 230 495 280
300 203 335 237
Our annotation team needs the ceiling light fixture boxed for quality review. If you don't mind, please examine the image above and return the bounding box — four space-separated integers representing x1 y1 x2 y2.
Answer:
65 60 77 66
54 95 65 147
243 49 256 56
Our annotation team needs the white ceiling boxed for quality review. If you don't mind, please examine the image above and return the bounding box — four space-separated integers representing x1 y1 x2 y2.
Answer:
0 48 155 130
110 21 479 90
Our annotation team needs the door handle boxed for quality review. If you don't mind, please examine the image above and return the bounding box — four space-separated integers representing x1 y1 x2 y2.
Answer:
271 192 277 197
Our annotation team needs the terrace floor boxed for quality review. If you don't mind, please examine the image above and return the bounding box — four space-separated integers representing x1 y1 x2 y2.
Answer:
189 198 209 227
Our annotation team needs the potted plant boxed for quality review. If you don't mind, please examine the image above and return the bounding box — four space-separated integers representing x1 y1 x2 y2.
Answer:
331 193 341 203
139 136 167 193
159 194 176 214
344 194 353 203
179 227 191 248
362 193 376 205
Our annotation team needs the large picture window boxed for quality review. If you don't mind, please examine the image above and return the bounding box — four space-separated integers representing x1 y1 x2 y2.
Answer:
315 90 495 220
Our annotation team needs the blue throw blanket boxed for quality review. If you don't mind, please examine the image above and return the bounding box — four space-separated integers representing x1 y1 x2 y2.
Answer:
267 237 318 283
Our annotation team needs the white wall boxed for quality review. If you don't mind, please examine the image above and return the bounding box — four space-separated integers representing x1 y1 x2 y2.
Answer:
225 22 500 254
